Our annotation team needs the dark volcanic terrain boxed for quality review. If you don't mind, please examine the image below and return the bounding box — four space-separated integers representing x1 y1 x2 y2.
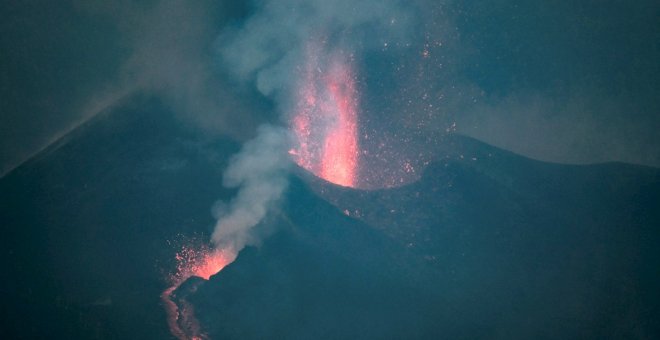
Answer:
1 94 658 339
187 138 660 339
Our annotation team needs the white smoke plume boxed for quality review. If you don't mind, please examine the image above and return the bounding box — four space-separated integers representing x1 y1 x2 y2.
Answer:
211 125 290 252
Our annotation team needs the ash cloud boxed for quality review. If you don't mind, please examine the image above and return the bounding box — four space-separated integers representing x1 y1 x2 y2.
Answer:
0 0 256 177
100 0 259 140
446 1 660 167
4 0 658 181
216 0 416 101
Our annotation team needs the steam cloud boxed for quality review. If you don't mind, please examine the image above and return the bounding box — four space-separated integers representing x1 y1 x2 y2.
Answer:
218 0 414 99
210 0 416 251
211 125 290 252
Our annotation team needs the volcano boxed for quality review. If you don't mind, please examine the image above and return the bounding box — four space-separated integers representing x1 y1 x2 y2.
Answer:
1 93 659 339
0 94 241 338
177 139 660 338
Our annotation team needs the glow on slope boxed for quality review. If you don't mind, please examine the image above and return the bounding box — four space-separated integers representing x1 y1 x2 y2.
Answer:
290 44 360 188
170 244 233 282
162 243 236 340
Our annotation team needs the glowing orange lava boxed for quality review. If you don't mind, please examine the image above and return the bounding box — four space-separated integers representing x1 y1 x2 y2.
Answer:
290 44 360 188
162 242 235 340
172 245 233 281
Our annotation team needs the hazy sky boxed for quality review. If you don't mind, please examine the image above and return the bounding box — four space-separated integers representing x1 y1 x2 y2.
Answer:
1 0 658 177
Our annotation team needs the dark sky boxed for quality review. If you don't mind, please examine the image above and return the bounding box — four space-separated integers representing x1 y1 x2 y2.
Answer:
1 0 659 177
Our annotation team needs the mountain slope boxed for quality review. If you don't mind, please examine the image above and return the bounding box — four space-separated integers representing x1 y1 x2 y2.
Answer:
0 94 239 339
1 91 658 339
187 136 660 339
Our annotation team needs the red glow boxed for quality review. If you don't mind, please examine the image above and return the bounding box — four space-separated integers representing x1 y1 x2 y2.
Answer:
171 245 232 281
162 242 236 340
290 44 360 188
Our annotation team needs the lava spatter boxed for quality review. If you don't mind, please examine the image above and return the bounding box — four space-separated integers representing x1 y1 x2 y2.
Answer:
290 43 360 188
162 241 235 340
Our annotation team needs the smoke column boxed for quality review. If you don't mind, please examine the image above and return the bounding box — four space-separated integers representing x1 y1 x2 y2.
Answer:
210 125 290 252
162 126 290 339
163 1 417 338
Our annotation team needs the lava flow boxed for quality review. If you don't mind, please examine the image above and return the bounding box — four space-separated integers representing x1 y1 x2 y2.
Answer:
289 44 360 188
162 243 235 340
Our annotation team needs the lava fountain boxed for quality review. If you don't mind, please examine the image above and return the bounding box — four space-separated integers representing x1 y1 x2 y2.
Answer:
162 242 235 340
289 44 360 188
